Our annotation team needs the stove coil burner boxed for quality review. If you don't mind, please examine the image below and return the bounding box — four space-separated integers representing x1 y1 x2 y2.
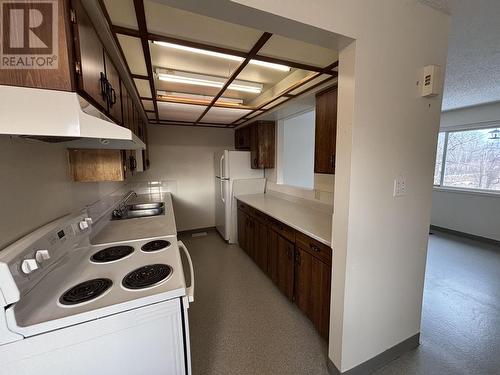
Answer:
91 246 134 263
60 278 112 305
141 240 171 252
122 264 172 290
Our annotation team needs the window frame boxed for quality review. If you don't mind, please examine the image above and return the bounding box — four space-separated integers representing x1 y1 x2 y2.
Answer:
433 125 500 195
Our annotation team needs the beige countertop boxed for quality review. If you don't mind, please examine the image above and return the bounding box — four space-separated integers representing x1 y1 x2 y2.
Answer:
236 193 332 246
91 192 177 245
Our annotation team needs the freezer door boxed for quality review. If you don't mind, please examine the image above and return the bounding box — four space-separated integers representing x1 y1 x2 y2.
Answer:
215 177 230 240
214 150 229 179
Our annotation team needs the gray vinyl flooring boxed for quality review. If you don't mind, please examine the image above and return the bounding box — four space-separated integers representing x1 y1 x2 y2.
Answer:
180 229 500 375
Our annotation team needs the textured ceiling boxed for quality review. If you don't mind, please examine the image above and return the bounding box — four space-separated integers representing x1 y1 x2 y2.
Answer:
421 0 500 110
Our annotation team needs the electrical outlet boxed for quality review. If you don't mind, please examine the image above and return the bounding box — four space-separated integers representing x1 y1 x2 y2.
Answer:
393 175 407 197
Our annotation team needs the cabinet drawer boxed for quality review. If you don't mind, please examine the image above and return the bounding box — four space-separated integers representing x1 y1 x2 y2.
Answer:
237 201 252 215
296 232 331 264
268 217 295 243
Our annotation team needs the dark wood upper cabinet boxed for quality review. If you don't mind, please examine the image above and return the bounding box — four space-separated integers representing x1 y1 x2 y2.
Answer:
71 0 107 110
104 52 122 124
235 126 251 150
250 121 275 169
314 87 338 174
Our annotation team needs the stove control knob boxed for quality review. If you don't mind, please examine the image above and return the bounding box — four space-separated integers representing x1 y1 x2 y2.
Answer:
35 250 51 263
21 259 39 274
78 220 89 231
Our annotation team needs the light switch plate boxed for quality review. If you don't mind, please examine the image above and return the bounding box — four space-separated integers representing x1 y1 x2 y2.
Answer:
393 175 407 197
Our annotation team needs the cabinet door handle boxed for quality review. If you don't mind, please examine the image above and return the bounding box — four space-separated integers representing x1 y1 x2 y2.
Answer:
99 72 108 101
253 158 258 166
310 244 320 252
330 155 335 168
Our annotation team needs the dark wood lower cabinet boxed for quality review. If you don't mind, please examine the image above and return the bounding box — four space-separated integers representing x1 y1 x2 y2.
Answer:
295 246 332 339
237 202 332 339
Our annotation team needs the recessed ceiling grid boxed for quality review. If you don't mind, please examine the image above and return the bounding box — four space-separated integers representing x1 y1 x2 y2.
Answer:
99 0 339 128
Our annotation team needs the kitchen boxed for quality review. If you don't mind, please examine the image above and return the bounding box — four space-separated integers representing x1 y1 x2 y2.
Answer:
0 1 450 375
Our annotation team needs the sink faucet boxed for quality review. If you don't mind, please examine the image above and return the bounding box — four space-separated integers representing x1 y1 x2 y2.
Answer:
112 191 137 218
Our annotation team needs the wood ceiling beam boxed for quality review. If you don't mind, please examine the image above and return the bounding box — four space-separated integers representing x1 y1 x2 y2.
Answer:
133 0 158 121
194 32 272 124
230 68 338 126
156 96 253 110
111 25 336 75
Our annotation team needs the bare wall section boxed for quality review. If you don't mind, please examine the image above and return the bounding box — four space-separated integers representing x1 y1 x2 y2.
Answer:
133 125 234 231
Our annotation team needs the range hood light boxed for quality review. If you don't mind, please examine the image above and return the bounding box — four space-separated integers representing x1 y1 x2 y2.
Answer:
152 41 290 71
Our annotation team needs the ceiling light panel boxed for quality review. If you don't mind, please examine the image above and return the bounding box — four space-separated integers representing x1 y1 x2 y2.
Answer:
142 100 154 111
152 41 290 72
258 35 338 68
117 34 148 76
156 70 263 94
102 0 137 29
157 101 207 122
144 2 262 51
133 78 152 98
150 41 241 79
157 91 244 105
202 106 253 124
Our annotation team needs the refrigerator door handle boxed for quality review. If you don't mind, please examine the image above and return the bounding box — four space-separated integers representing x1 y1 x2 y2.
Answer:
221 180 225 204
220 154 225 179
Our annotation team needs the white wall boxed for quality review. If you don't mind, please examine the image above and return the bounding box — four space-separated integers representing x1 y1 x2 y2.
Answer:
0 136 124 250
228 0 449 372
432 189 500 241
431 102 500 241
281 110 315 190
132 125 234 231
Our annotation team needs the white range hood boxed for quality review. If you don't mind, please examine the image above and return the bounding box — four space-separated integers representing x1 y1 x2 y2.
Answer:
0 85 145 150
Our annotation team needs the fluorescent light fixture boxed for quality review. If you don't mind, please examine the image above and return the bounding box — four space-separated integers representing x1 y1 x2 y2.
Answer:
157 91 244 105
249 60 290 71
156 70 263 94
152 41 290 72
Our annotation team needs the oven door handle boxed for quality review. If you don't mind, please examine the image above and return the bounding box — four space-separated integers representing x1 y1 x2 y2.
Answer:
178 241 194 303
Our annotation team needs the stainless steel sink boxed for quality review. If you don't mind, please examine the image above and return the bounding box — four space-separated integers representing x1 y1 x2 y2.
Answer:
128 202 164 210
111 203 165 220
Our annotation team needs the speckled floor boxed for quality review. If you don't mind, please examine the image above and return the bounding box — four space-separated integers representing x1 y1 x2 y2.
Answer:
180 230 500 375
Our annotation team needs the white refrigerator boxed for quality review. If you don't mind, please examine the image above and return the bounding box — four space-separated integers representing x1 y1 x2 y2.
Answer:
215 150 264 242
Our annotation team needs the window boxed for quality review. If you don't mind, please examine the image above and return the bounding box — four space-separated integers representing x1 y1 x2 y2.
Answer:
434 127 500 192
280 109 315 189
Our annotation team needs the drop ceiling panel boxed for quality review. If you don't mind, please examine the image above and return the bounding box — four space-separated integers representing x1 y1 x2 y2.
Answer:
144 1 262 51
158 102 206 122
117 34 148 76
202 107 252 124
262 96 289 110
103 0 138 29
134 78 152 98
155 79 222 98
247 111 264 119
288 74 334 95
236 63 294 87
258 35 338 68
147 112 156 120
142 100 154 111
150 42 240 79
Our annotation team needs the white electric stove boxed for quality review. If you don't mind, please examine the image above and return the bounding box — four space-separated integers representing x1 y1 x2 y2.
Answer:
0 208 194 374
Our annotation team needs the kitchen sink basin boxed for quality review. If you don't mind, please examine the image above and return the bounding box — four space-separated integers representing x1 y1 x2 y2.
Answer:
127 202 165 210
111 204 165 220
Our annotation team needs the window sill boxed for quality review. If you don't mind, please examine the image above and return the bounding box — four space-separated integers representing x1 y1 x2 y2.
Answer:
433 186 500 198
